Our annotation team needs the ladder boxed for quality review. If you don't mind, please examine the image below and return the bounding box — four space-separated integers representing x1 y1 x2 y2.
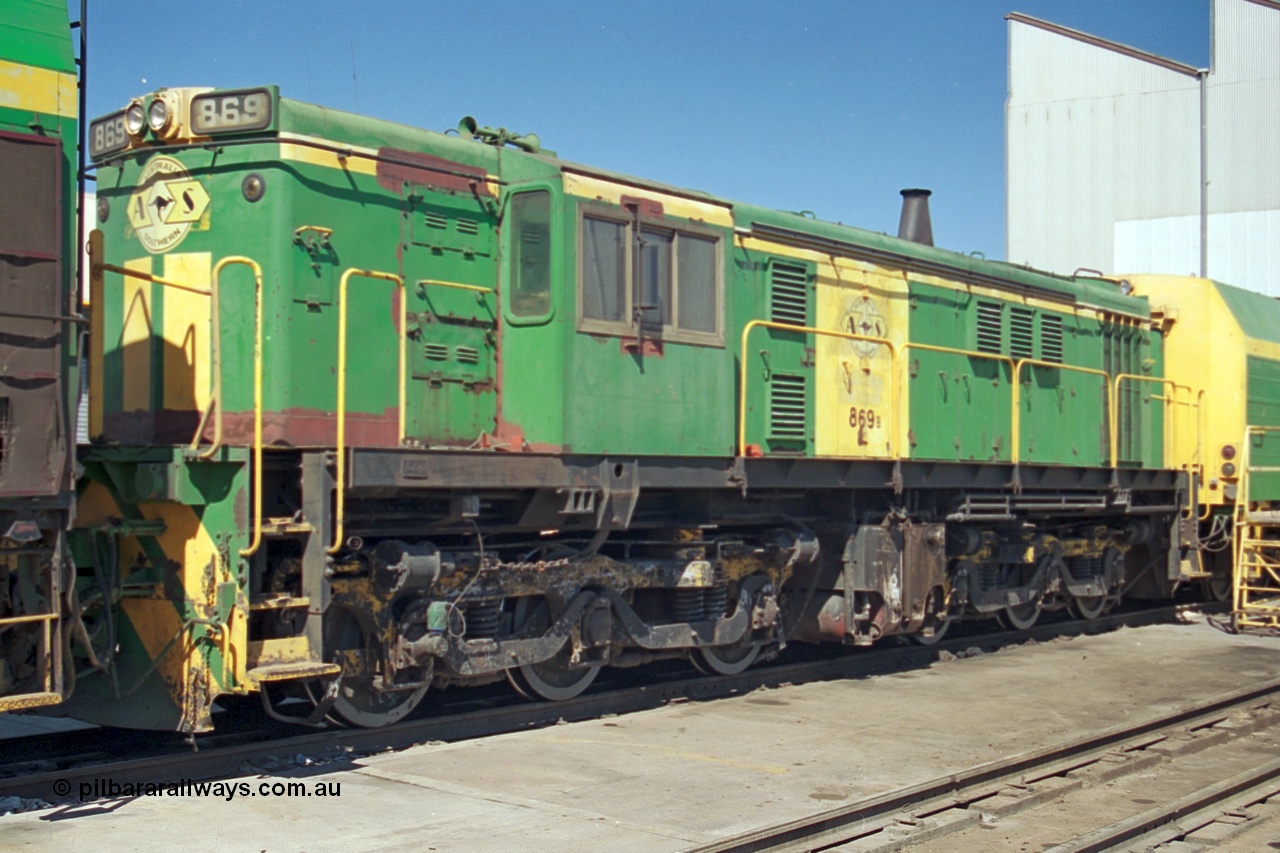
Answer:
1232 425 1280 631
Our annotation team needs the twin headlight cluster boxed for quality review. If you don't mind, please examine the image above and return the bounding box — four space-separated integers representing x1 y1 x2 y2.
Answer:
89 87 274 162
124 92 178 139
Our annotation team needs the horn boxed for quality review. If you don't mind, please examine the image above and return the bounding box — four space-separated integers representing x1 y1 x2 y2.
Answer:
457 116 477 140
512 132 541 154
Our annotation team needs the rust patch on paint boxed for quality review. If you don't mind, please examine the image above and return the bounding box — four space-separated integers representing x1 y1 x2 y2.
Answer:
376 148 493 197
620 194 663 217
620 337 663 358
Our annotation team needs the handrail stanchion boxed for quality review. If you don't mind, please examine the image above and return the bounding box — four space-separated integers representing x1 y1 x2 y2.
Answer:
330 269 406 555
1008 356 1111 468
737 320 896 458
204 258 264 556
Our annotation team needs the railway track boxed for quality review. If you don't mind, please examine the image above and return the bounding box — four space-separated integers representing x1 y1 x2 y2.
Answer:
0 602 1220 806
685 642 1280 852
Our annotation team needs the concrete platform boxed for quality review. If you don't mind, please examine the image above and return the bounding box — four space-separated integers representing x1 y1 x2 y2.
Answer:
2 616 1279 851
0 714 93 742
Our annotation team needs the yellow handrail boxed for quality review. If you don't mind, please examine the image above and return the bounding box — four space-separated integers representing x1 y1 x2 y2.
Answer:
0 612 58 626
415 278 494 295
737 319 896 457
1109 374 1199 474
902 342 1017 459
187 258 265 557
94 261 213 296
1012 359 1111 465
330 268 407 554
292 224 333 243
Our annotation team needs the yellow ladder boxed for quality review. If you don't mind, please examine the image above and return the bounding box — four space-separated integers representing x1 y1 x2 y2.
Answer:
1232 425 1280 631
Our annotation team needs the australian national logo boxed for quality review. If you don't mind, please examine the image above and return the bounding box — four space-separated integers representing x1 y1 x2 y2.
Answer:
126 156 210 254
840 295 888 360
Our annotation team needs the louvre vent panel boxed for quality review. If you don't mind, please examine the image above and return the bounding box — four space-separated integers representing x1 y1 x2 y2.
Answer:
423 343 449 361
769 374 807 439
1010 307 1035 359
457 218 479 235
424 212 448 230
455 346 480 365
976 301 1003 354
1041 315 1064 363
770 263 809 325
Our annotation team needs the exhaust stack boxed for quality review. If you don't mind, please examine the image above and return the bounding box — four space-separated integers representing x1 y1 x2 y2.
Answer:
896 188 934 247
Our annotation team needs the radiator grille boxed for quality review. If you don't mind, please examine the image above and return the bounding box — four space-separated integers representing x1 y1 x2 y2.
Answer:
976 301 1003 354
769 262 808 326
1010 307 1035 359
1040 314 1064 363
768 374 807 440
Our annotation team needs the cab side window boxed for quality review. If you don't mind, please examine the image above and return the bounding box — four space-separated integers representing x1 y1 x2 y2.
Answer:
577 204 723 346
510 191 551 318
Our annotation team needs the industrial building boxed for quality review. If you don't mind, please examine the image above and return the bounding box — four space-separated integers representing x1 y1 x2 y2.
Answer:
1006 0 1279 295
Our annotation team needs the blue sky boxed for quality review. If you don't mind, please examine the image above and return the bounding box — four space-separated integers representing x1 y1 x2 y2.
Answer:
75 1 1210 261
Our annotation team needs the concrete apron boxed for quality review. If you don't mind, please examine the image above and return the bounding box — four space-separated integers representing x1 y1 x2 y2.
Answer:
2 619 1278 852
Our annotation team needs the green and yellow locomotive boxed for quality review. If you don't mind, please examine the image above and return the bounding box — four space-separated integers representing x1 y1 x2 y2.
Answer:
0 0 81 714
34 81 1267 733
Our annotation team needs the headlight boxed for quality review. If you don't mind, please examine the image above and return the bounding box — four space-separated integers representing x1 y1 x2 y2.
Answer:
125 103 146 136
147 98 170 133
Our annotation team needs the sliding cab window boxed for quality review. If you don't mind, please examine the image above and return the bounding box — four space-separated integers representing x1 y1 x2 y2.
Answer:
509 190 552 319
578 204 724 346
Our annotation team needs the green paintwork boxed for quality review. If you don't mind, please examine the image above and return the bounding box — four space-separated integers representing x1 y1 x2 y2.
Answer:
0 0 75 73
91 87 1156 462
1213 283 1280 501
1216 281 1280 347
1246 356 1280 502
63 447 249 730
903 281 1161 467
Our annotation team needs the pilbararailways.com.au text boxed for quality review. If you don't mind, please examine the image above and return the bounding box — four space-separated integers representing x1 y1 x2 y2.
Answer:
60 778 340 801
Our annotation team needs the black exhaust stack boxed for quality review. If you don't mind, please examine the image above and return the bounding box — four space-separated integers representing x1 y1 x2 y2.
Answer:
896 188 934 247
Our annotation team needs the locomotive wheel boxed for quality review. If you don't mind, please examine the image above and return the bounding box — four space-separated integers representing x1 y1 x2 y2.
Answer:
1200 573 1232 602
505 598 601 702
325 606 428 727
910 588 952 646
910 617 952 646
999 600 1042 631
1069 594 1107 620
692 642 761 676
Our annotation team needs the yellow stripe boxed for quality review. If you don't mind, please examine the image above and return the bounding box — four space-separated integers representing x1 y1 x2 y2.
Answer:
122 258 153 411
162 253 212 411
278 133 378 175
1246 340 1280 361
0 59 76 118
564 171 734 227
740 235 1128 320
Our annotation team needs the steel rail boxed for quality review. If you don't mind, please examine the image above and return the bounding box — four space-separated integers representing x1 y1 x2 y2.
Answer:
1045 761 1280 853
684 669 1280 853
0 603 1218 803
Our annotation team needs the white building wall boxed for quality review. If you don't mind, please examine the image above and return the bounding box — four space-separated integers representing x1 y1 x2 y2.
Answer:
1006 20 1199 277
1206 0 1280 293
1007 0 1280 295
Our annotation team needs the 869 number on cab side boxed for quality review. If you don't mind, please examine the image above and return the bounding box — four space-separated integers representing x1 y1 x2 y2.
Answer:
848 407 881 429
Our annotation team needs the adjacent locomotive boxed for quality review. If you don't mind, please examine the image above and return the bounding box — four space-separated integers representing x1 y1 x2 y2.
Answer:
16 81 1269 732
0 0 81 714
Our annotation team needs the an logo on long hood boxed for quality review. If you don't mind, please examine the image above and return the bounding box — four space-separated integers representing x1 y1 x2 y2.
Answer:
126 156 210 254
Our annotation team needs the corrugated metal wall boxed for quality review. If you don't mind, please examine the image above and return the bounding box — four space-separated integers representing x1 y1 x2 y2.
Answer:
1007 0 1279 295
1206 0 1280 293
